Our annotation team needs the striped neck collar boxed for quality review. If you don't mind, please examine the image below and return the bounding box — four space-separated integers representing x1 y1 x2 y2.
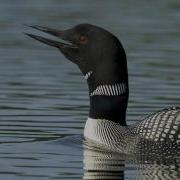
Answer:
84 71 93 80
90 83 126 96
84 71 128 125
84 71 126 97
88 82 128 125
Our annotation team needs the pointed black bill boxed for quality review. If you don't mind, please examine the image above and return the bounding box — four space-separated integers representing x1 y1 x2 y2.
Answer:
24 33 69 48
24 24 63 38
24 25 78 49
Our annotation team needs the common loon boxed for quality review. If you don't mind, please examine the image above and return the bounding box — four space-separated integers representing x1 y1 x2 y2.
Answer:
25 24 180 154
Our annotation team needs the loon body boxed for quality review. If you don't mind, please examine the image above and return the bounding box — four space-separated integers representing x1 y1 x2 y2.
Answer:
25 24 180 154
85 107 180 154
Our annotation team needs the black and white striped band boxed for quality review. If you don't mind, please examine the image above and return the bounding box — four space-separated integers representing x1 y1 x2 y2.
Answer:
90 83 126 96
85 71 93 80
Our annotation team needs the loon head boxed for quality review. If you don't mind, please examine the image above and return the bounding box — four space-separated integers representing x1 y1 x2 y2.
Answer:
25 24 129 125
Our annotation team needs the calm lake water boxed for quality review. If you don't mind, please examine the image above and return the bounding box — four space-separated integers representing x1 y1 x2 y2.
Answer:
0 0 180 179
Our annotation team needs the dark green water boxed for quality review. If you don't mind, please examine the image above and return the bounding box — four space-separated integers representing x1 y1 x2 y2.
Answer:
0 0 179 179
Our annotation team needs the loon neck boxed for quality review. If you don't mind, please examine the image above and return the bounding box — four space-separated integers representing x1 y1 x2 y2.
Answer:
89 94 128 126
84 43 129 126
86 73 129 126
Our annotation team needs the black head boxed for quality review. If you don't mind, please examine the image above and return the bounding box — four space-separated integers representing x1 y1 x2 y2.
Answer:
25 24 127 85
25 24 129 125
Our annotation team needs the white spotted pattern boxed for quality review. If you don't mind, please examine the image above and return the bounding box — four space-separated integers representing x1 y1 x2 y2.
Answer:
134 107 180 143
84 107 180 154
90 83 126 96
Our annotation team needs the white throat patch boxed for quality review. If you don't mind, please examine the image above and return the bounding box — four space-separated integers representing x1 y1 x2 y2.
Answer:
84 71 93 80
90 83 126 96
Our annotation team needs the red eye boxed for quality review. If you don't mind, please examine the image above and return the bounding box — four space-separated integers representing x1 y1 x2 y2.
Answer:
79 35 88 44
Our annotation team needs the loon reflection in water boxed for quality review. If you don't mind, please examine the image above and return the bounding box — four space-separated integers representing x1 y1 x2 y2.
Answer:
25 24 180 178
60 135 179 179
83 140 179 180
